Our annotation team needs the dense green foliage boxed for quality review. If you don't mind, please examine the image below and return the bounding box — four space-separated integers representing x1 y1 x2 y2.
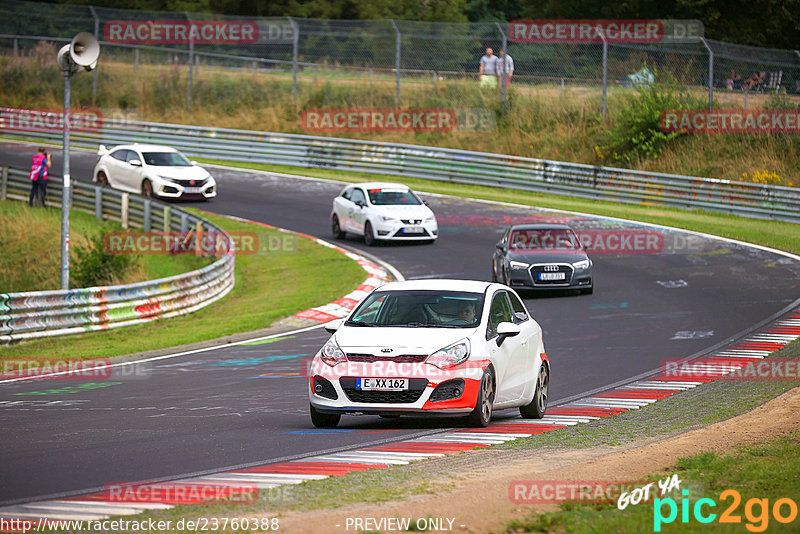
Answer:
48 0 800 48
72 231 137 288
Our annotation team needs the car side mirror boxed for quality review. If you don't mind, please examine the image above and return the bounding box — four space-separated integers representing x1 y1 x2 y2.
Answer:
324 319 343 334
496 242 505 251
496 321 521 346
190 160 198 166
355 200 365 208
129 159 142 167
423 200 429 206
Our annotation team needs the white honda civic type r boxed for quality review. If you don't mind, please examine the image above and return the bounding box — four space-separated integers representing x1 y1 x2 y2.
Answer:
330 182 438 245
308 280 549 428
93 144 217 200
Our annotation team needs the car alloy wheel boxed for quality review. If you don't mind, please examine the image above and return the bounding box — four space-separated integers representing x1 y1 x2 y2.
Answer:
468 368 495 427
332 215 345 239
520 364 548 419
364 221 376 246
141 179 153 198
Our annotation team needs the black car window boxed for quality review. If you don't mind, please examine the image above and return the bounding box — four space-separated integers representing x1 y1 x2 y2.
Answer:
486 291 513 339
111 149 128 162
350 188 366 205
507 291 529 323
125 150 141 163
341 188 351 200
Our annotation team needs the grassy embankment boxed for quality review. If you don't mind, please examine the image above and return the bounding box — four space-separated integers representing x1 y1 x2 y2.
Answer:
1 43 798 185
0 203 365 361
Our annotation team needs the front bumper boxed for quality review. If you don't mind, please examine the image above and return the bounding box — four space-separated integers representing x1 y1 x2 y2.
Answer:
508 262 592 290
308 360 485 415
157 180 217 200
372 219 438 241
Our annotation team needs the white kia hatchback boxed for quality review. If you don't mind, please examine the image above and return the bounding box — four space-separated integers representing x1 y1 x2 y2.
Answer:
331 182 438 245
308 280 549 428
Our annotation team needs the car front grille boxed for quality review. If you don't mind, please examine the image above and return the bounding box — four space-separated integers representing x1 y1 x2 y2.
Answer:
172 179 207 187
346 353 428 363
339 377 428 404
401 219 423 224
530 264 574 285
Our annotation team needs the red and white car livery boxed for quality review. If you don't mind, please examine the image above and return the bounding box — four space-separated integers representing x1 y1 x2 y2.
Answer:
308 280 549 427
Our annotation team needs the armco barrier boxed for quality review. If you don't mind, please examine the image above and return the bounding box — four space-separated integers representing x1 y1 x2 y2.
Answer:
0 167 235 344
3 115 799 223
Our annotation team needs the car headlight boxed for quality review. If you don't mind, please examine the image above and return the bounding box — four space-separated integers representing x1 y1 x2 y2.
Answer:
509 260 530 269
424 216 436 223
572 259 591 270
379 215 398 222
320 338 346 367
157 175 178 183
426 339 470 369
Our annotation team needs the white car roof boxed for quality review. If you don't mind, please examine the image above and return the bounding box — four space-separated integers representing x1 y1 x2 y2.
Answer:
375 279 496 294
352 182 414 191
110 144 178 153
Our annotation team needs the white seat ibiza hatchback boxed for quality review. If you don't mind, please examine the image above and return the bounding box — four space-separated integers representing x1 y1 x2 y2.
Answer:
308 280 549 427
331 182 438 245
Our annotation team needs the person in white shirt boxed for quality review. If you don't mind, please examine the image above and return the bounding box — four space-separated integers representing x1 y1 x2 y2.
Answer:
479 48 499 88
498 48 514 89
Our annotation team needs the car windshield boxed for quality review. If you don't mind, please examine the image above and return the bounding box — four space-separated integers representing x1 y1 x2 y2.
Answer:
346 290 483 328
367 188 421 205
142 151 192 167
509 229 581 251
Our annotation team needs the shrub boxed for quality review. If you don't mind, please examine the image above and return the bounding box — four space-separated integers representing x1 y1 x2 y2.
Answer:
71 231 136 288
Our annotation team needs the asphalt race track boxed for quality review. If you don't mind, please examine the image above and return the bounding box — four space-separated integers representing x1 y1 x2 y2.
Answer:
2 141 800 504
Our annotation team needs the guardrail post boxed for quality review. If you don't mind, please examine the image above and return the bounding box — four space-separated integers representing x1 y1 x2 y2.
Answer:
1 167 7 201
181 212 188 234
13 38 18 57
121 193 129 229
143 199 151 231
163 205 171 232
700 38 713 110
94 185 102 218
134 48 139 72
390 20 401 103
288 17 299 99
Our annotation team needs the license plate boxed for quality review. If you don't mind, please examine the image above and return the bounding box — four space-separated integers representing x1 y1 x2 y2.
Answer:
402 226 424 233
539 272 566 281
184 187 202 193
356 378 409 391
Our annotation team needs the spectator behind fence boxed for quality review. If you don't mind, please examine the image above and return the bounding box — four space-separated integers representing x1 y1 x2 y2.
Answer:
28 147 51 207
743 70 765 91
479 47 499 88
498 48 514 89
726 69 742 90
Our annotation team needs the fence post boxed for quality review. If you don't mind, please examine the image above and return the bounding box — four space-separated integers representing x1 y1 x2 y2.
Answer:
185 11 194 105
89 6 99 106
195 220 203 256
143 199 151 231
600 29 608 118
314 64 318 85
94 185 102 218
496 22 507 109
121 193 129 229
288 17 299 99
700 38 713 110
163 205 171 232
1 167 7 201
390 20 401 103
561 78 565 99
181 212 188 234
13 37 18 57
134 48 139 72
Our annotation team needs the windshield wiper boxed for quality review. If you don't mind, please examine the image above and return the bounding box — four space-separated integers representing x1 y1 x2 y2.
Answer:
344 321 375 327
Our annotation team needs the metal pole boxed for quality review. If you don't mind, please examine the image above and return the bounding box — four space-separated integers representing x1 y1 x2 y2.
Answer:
185 12 194 105
390 20 400 104
134 47 139 71
89 6 99 106
288 17 299 98
601 28 608 118
13 38 18 57
700 38 713 110
496 22 507 109
61 71 72 289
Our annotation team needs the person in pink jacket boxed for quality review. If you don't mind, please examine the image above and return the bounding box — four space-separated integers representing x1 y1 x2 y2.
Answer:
29 147 51 207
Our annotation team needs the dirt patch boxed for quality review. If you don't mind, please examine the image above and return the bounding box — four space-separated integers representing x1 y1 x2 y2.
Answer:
275 385 800 533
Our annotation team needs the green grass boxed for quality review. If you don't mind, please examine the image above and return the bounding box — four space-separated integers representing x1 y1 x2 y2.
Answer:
505 433 800 533
0 200 207 292
202 159 800 256
0 208 366 361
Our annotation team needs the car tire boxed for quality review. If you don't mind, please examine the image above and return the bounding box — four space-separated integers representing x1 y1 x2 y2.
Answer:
332 215 346 239
97 171 109 186
141 179 153 198
364 221 376 246
467 367 495 427
520 364 548 419
310 404 341 428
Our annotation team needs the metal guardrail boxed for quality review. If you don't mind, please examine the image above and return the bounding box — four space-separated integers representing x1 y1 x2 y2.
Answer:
5 117 800 223
0 167 235 344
